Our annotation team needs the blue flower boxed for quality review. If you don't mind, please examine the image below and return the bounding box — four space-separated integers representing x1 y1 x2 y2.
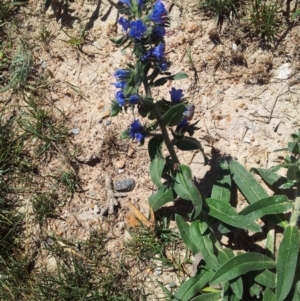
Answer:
112 81 126 89
137 0 143 8
116 91 126 106
176 118 189 132
129 20 147 39
152 43 165 60
118 17 130 32
114 69 129 80
129 120 147 143
170 88 184 104
129 94 139 104
152 25 166 37
119 0 131 6
149 0 168 24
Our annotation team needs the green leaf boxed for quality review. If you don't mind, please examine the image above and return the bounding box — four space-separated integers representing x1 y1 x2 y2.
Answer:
287 165 300 181
229 160 269 203
153 72 188 87
138 98 155 117
205 198 261 232
289 281 300 301
211 159 231 202
210 253 276 285
262 288 276 301
174 269 215 301
292 9 300 20
175 214 198 254
266 228 275 258
174 137 208 165
148 188 175 211
239 195 293 219
276 225 300 301
150 157 165 188
190 221 220 271
174 165 202 218
252 269 276 288
251 167 295 189
161 103 186 127
217 247 243 298
189 292 223 301
148 136 164 161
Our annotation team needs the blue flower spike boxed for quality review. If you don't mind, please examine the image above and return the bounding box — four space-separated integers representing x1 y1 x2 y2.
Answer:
170 87 184 104
129 120 147 144
129 94 140 104
129 20 147 39
152 25 166 38
112 81 126 89
149 0 168 24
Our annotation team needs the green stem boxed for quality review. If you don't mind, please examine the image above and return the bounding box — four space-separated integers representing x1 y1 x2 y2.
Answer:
290 182 300 226
152 108 180 164
143 79 152 99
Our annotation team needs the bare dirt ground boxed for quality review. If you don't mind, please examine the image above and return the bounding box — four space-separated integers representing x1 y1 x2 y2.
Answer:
2 0 300 299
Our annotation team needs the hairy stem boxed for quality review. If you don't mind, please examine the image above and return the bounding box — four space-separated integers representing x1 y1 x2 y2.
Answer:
152 109 180 164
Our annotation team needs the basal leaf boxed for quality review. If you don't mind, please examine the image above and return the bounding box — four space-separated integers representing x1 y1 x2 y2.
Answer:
251 167 295 189
174 165 202 218
229 160 269 203
150 156 165 188
148 188 175 211
239 195 293 220
174 269 215 301
211 159 231 202
252 269 276 288
175 214 198 254
276 225 300 301
210 253 276 285
287 165 300 181
205 198 261 232
262 288 276 301
190 221 220 271
189 292 223 301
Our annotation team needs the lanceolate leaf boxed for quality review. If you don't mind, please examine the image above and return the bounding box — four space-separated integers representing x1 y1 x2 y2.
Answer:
175 214 198 254
251 167 295 189
148 136 163 161
239 195 293 219
150 156 165 188
276 225 300 301
153 72 188 86
262 288 276 301
210 253 276 285
174 165 202 218
189 292 223 301
190 221 220 271
205 198 261 232
148 188 175 211
174 269 215 301
161 103 186 127
211 159 231 202
229 160 269 203
252 269 276 288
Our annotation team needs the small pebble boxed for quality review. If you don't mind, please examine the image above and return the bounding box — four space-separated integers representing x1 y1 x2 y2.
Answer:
115 160 125 169
105 120 111 126
114 178 135 192
167 282 177 289
154 267 162 276
71 128 80 135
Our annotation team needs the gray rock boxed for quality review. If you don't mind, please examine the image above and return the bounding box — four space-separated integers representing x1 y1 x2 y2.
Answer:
114 178 135 192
